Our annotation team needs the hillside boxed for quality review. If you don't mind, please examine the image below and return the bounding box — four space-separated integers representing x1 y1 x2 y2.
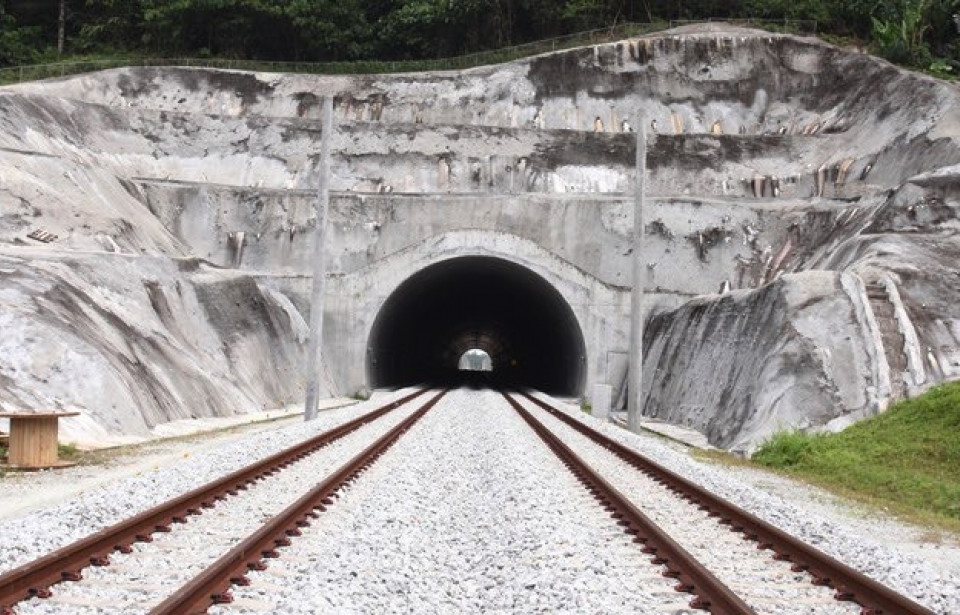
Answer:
754 381 960 531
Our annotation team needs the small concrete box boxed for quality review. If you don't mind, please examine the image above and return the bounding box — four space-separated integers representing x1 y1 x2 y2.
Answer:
0 412 79 469
592 383 613 419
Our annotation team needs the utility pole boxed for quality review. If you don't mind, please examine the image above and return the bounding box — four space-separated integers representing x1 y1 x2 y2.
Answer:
304 96 333 421
627 117 646 433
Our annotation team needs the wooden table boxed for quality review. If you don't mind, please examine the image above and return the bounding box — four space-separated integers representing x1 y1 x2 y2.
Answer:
0 412 80 470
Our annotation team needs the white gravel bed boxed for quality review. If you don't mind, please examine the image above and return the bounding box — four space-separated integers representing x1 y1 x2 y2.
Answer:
0 399 355 521
0 388 421 576
528 393 960 615
13 397 428 614
517 395 858 614
211 388 693 614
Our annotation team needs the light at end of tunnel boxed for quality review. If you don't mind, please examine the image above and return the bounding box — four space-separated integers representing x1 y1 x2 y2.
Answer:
458 348 493 372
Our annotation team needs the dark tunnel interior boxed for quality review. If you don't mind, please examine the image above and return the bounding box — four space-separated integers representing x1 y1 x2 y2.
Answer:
367 256 586 395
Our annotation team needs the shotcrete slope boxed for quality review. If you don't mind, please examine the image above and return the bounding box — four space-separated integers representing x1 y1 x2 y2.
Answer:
0 24 957 450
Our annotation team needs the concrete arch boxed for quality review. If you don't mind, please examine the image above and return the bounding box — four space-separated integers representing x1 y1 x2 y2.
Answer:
366 254 587 394
326 230 630 398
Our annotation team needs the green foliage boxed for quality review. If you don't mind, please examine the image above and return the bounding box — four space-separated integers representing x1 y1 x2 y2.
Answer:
58 442 80 460
928 56 955 77
750 430 816 466
871 0 932 64
0 9 43 65
752 381 960 530
0 0 958 77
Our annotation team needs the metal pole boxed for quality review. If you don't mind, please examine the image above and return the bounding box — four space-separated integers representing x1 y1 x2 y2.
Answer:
627 117 647 433
304 96 333 421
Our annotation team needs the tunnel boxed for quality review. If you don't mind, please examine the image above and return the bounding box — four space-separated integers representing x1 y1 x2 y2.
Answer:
366 256 586 395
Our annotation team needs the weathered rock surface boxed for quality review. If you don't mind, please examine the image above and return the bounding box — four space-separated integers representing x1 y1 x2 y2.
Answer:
0 250 315 443
641 271 889 452
0 23 957 449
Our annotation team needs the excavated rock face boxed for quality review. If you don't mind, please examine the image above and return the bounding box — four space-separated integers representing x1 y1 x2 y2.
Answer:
641 272 890 452
0 24 957 449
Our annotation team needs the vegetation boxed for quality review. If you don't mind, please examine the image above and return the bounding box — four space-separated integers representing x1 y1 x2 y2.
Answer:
752 381 960 532
57 441 80 460
0 1 957 77
351 389 371 401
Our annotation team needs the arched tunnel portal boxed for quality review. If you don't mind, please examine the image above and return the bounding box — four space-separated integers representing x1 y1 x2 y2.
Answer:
366 256 587 395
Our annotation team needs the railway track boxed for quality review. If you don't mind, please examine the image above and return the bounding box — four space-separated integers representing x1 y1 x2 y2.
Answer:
0 389 443 615
0 388 943 614
503 391 936 615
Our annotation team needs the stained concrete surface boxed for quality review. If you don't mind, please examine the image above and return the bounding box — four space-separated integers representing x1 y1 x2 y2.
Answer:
0 23 957 450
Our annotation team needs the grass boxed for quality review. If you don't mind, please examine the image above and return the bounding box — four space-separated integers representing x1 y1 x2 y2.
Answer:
750 381 960 534
58 442 80 461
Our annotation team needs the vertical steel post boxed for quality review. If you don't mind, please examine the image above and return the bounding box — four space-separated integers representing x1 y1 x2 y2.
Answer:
304 97 333 421
627 118 647 433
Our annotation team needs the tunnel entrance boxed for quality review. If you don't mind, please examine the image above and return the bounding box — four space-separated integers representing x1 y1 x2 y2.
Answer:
458 349 493 372
366 256 586 395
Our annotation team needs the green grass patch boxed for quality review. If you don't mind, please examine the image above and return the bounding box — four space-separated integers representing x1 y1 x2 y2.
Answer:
751 381 960 533
58 442 80 461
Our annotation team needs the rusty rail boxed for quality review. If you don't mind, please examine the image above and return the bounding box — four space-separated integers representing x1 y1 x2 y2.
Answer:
520 392 936 615
0 388 428 611
502 393 754 614
150 389 447 614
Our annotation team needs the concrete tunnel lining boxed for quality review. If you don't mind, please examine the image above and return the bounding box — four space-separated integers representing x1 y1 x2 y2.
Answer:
366 256 587 395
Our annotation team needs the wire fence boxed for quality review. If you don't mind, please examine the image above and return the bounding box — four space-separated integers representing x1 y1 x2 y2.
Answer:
668 18 818 33
0 19 817 85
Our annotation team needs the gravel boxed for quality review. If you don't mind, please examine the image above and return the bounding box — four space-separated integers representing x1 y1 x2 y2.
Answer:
526 393 960 615
211 388 693 614
0 388 419 575
517 394 859 614
12 394 427 614
1 386 956 614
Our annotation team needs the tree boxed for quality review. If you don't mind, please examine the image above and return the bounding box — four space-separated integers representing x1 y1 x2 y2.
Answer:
286 0 373 61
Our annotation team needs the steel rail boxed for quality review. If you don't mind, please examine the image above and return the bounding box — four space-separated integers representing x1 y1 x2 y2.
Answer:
502 392 754 615
0 388 428 611
150 389 447 615
521 392 937 615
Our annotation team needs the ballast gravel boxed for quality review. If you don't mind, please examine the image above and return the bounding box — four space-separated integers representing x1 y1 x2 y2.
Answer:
527 393 960 615
0 388 420 574
1 387 957 614
12 396 428 614
211 388 690 614
517 395 859 615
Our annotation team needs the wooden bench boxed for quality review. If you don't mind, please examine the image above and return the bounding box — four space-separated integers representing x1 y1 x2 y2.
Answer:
0 412 80 470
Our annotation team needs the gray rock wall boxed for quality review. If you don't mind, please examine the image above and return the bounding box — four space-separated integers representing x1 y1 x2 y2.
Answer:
0 24 958 449
0 251 313 444
641 271 887 452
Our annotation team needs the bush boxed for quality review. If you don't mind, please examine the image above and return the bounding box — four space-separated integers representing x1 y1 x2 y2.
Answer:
752 430 818 467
